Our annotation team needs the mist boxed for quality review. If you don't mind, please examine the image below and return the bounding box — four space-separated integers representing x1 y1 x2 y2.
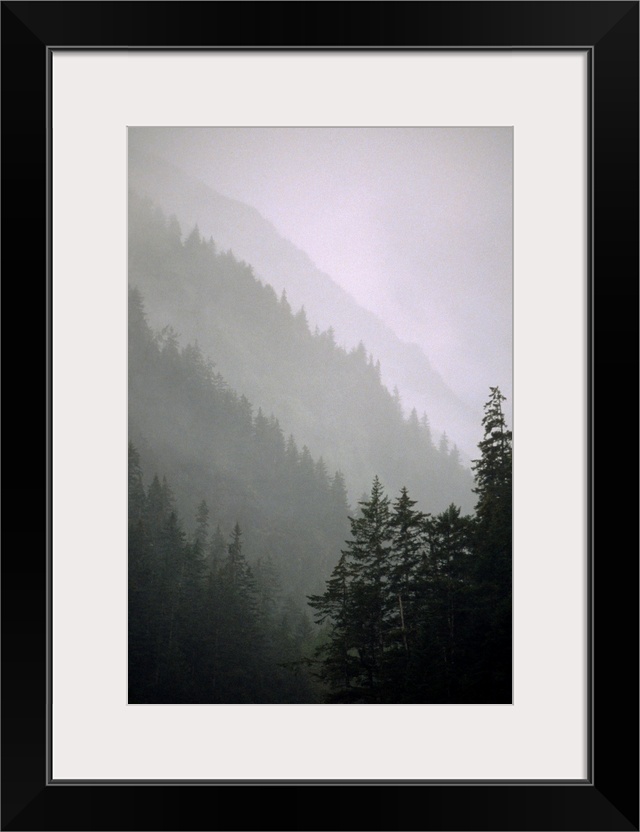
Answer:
129 126 512 426
127 127 513 706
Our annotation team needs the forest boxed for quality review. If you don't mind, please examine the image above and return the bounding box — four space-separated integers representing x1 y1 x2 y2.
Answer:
128 194 512 705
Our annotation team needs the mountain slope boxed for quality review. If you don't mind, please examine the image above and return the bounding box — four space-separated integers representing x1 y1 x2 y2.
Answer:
128 193 474 515
128 149 479 456
129 286 352 601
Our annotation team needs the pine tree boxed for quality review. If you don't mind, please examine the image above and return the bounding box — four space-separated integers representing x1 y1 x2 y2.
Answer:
195 500 209 548
472 387 512 540
128 442 147 531
224 523 247 591
309 476 393 701
419 504 474 702
470 386 512 702
128 442 153 701
152 509 187 696
208 524 226 574
184 223 202 251
387 487 427 660
307 553 357 698
438 431 450 457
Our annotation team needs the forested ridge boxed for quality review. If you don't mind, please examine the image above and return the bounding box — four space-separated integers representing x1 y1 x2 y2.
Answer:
129 287 351 602
129 385 511 704
128 148 479 455
128 195 512 704
129 192 473 513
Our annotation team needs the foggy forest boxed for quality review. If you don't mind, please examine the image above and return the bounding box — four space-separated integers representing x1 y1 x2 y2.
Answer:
128 128 512 705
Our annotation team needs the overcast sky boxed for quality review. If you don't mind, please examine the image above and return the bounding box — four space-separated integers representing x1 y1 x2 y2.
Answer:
136 127 512 418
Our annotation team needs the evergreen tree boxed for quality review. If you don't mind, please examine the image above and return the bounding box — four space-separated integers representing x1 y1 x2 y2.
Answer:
387 487 427 659
329 471 350 517
208 524 226 574
152 509 188 697
184 223 202 251
438 431 450 456
470 386 512 702
128 442 153 702
194 499 209 548
224 523 248 591
309 476 393 701
417 504 474 702
472 387 512 538
307 553 358 699
420 412 433 448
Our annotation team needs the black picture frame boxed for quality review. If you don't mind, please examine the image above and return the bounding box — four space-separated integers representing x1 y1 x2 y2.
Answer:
2 2 638 830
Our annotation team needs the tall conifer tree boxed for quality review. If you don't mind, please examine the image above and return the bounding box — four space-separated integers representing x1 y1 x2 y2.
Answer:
470 386 512 702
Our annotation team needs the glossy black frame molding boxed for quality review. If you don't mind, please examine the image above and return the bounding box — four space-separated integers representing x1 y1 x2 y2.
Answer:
2 2 638 830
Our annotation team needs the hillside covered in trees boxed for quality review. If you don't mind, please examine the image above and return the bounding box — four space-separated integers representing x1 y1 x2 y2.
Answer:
129 443 323 704
128 146 480 455
128 193 512 704
130 286 351 601
129 192 474 513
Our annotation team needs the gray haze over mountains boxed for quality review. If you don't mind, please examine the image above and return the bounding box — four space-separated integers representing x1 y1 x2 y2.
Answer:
129 128 512 458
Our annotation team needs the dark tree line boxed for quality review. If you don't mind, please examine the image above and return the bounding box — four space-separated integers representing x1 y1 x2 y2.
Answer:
129 444 319 704
308 387 512 704
129 282 512 704
129 307 511 704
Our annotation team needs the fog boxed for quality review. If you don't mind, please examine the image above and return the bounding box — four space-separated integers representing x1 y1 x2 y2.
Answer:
128 128 513 705
129 126 512 423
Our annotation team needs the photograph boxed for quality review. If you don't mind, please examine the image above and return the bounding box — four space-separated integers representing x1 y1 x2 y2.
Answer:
2 0 637 826
128 127 513 705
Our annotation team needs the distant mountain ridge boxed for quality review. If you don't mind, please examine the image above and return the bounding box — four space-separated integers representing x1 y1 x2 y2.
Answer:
128 194 475 514
128 149 479 457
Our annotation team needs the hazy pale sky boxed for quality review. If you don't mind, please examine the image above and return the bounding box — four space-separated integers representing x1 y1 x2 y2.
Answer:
135 127 512 417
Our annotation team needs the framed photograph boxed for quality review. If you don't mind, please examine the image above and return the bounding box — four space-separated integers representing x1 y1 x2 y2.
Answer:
3 2 637 830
